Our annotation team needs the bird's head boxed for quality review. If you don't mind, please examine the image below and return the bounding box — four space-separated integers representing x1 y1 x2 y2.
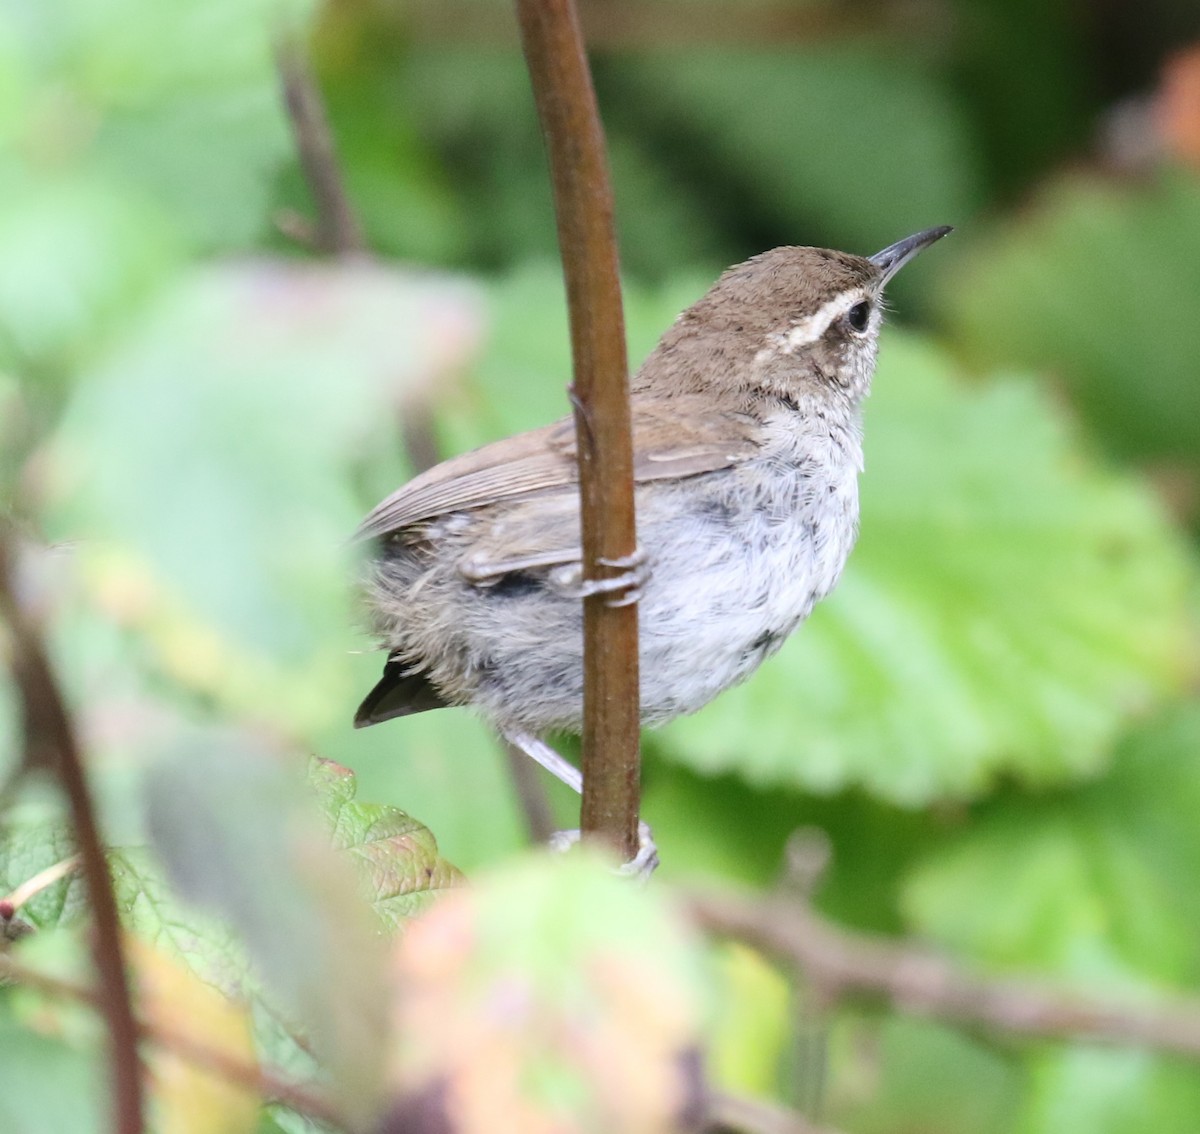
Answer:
642 226 951 407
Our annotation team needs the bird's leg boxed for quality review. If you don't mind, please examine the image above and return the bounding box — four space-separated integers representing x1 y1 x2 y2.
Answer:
502 729 583 793
595 548 648 608
547 822 659 881
501 728 658 880
548 547 648 609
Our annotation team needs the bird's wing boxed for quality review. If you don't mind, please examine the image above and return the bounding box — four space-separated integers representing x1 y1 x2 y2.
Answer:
355 397 760 542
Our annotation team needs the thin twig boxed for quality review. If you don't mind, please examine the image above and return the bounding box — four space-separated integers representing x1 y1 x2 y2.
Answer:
2 854 81 913
0 527 145 1134
277 33 364 258
689 889 1200 1059
515 0 641 861
0 954 345 1129
399 401 443 477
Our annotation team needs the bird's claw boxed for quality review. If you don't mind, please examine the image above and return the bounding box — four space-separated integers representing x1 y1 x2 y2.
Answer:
577 547 648 608
547 820 659 882
617 821 659 881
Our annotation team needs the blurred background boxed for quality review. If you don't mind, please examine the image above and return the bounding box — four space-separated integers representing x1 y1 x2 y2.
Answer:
3 0 1200 1131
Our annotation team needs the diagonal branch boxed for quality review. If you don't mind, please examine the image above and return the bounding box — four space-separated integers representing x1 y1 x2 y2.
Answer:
690 888 1200 1059
514 0 641 860
277 33 364 258
0 527 145 1134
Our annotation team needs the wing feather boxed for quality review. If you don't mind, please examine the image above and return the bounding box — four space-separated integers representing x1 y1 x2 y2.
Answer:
356 398 759 541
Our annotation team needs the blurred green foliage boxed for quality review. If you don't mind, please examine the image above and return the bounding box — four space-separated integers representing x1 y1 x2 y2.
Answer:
3 1 1200 1132
938 171 1200 468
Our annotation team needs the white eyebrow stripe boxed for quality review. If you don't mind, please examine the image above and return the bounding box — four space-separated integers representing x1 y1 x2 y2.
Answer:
779 288 869 351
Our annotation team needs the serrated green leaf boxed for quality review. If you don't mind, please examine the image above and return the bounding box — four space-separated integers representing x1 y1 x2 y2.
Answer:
902 704 1200 991
110 846 252 996
936 170 1200 469
307 757 463 927
658 333 1199 802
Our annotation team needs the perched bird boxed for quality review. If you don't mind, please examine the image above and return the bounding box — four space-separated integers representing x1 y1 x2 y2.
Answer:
354 227 951 799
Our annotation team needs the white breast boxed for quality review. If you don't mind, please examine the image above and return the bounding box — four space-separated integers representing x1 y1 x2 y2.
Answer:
636 402 863 724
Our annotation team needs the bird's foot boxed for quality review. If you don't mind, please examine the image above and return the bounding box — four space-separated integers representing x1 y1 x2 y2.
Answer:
552 547 648 608
548 820 659 882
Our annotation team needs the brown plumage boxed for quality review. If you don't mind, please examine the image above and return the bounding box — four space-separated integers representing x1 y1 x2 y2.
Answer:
354 229 951 777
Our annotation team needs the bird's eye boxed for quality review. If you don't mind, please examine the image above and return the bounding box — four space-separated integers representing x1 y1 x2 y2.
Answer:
845 301 871 333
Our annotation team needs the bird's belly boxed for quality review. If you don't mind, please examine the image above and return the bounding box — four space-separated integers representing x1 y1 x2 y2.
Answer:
635 471 859 724
376 460 861 734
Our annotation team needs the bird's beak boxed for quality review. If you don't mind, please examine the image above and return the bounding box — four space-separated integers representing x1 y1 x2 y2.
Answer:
869 226 953 285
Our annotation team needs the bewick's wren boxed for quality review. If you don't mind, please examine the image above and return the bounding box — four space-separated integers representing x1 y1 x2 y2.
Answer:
354 227 951 795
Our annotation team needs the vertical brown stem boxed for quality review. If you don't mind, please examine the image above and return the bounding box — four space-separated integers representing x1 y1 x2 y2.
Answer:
0 528 144 1134
514 0 641 859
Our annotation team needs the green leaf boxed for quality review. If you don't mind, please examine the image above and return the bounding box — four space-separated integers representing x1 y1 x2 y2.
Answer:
307 756 463 928
109 846 253 997
1015 1047 1200 1134
613 49 982 275
440 260 712 455
0 0 313 252
262 1106 334 1134
659 332 1199 802
0 1017 104 1134
642 761 940 934
706 942 791 1099
0 809 86 932
936 170 1200 470
902 704 1200 990
48 259 484 735
0 173 179 376
828 1015 1020 1134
